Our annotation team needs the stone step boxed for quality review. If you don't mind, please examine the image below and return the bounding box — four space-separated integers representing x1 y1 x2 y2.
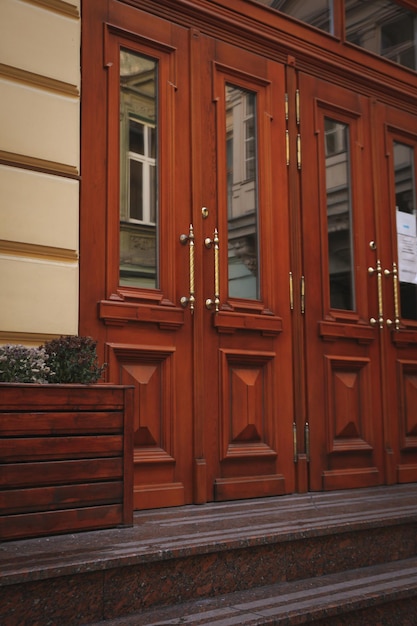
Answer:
1 485 417 625
90 557 417 625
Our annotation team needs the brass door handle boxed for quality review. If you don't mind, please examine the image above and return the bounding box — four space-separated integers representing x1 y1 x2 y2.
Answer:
179 224 195 313
384 262 400 331
205 228 220 312
368 259 384 329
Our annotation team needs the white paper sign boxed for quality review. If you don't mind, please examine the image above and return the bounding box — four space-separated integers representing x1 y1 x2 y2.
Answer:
397 211 417 284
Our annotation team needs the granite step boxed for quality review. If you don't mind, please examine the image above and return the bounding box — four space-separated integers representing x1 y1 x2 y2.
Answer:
89 556 417 625
1 485 417 625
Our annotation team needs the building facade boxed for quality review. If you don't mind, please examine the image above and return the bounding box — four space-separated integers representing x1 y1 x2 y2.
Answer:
1 0 417 510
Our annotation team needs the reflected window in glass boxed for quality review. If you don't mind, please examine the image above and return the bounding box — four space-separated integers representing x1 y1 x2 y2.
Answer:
119 50 158 289
324 118 355 310
252 0 334 34
226 84 260 300
346 1 417 71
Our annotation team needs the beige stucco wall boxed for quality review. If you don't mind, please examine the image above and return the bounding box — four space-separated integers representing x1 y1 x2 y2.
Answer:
0 0 80 345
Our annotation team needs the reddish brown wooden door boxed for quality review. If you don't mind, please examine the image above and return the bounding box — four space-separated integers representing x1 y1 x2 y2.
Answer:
373 102 417 485
81 2 295 508
299 73 386 491
192 35 295 501
81 2 195 509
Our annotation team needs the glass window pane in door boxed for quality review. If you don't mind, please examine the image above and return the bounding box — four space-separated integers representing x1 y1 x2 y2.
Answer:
394 142 417 320
120 49 158 288
324 118 355 310
252 0 334 34
226 84 259 300
346 1 417 71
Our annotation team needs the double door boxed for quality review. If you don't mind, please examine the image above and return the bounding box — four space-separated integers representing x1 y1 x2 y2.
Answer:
80 1 417 509
300 74 417 491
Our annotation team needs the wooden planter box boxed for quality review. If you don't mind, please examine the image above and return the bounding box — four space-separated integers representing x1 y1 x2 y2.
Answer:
0 384 134 541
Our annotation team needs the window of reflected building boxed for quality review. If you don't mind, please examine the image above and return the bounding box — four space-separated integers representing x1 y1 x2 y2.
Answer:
226 84 260 300
251 0 334 34
119 49 158 289
346 1 417 71
324 118 355 311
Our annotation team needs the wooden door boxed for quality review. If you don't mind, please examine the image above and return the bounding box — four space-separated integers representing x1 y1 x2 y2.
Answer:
373 102 417 485
192 35 295 502
299 73 386 491
81 2 194 509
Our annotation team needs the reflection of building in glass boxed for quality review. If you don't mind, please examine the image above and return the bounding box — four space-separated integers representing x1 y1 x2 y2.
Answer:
119 51 158 288
345 1 416 70
226 84 259 299
251 0 332 32
253 0 416 71
324 118 355 310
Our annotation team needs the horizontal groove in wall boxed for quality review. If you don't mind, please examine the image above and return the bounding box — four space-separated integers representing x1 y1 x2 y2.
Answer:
0 64 79 98
0 331 64 347
23 0 79 19
0 240 78 263
0 151 79 179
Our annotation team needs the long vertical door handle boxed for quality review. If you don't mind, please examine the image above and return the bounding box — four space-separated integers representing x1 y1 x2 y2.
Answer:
368 259 384 328
384 262 400 331
205 228 220 312
179 224 195 313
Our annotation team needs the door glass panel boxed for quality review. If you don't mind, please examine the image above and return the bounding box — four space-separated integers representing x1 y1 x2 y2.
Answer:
394 141 417 320
226 84 259 300
346 1 417 71
324 118 355 310
252 0 333 34
119 50 158 288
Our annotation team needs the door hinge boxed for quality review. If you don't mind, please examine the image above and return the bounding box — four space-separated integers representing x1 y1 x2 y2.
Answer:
285 93 290 166
305 421 310 462
286 130 290 166
295 89 300 125
296 89 301 170
297 133 301 170
289 271 294 310
293 421 298 463
300 275 305 314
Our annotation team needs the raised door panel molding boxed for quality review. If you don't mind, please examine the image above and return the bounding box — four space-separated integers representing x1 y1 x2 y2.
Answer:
213 311 283 335
219 348 277 461
319 321 375 344
324 355 374 455
99 300 184 330
106 342 187 508
397 359 417 452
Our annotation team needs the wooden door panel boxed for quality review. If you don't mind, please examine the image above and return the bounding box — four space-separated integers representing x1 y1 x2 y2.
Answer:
300 73 384 491
322 354 380 490
197 35 295 501
219 348 277 460
374 103 417 485
81 3 194 509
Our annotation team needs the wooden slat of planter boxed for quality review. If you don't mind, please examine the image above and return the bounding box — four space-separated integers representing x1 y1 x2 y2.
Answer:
0 435 123 461
0 482 123 514
0 458 123 488
0 384 126 411
0 411 123 435
0 504 124 540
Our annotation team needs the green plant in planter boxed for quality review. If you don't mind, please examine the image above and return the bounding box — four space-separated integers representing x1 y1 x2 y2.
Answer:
0 344 52 383
42 335 106 384
0 336 106 384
